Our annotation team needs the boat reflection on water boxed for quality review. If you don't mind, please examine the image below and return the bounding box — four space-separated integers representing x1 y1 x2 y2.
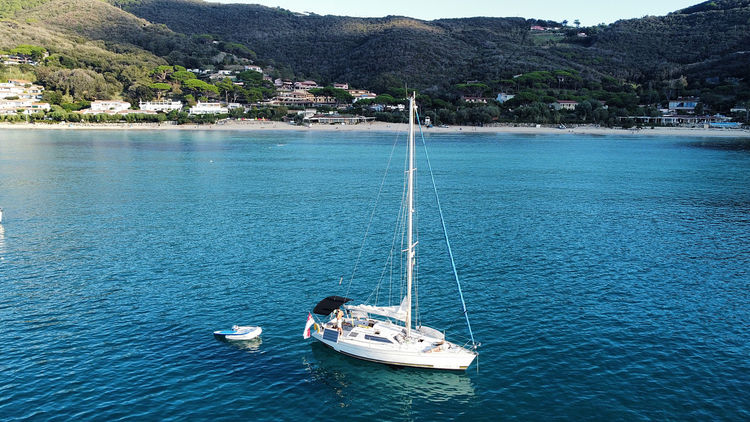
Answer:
214 336 263 352
0 223 5 258
304 342 475 406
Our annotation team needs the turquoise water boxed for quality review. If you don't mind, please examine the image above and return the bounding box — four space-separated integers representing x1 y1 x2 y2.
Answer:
1 129 749 421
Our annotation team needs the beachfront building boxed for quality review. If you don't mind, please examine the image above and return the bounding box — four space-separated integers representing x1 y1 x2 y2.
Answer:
79 100 160 115
90 100 132 113
0 98 50 115
668 97 699 113
552 100 579 111
139 100 183 113
369 104 406 112
626 114 731 126
303 113 375 125
189 102 228 115
0 79 44 100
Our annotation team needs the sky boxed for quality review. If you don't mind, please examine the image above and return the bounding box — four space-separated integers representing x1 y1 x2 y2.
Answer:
206 0 701 26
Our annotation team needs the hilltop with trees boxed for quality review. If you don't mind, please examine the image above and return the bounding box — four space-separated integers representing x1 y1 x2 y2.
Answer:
0 0 748 126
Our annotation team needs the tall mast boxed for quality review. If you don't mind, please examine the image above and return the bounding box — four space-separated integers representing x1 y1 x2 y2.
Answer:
406 93 415 338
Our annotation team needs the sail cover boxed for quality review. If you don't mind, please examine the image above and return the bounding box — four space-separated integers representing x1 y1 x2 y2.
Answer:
345 296 408 322
313 296 352 315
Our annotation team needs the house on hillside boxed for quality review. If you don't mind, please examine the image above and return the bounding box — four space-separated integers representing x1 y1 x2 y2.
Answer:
244 65 263 73
496 93 515 104
2 55 40 66
348 89 377 103
333 83 349 90
461 96 489 104
552 100 579 110
209 71 236 81
294 80 319 90
668 97 699 113
0 79 44 100
274 90 335 107
274 79 294 90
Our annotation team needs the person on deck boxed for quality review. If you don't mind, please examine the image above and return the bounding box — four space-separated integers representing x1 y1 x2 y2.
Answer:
335 309 344 335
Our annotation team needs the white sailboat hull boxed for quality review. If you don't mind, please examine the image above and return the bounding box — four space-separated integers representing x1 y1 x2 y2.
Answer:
311 321 476 371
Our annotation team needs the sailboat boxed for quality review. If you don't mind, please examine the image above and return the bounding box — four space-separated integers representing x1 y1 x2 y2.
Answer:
305 93 478 370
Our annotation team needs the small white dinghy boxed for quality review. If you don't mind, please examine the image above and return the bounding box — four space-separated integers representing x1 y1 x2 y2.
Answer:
213 325 262 341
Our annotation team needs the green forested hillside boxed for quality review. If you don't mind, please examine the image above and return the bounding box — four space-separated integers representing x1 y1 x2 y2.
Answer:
105 0 750 89
1 0 748 126
0 0 50 18
590 0 750 80
104 0 606 88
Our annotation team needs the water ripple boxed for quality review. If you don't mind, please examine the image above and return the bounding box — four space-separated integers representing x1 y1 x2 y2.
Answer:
0 131 748 420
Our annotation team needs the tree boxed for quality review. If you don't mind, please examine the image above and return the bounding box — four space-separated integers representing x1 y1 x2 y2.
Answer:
10 45 46 61
151 65 175 83
149 82 171 99
183 79 218 98
216 77 235 103
574 19 581 28
40 69 120 100
171 70 196 82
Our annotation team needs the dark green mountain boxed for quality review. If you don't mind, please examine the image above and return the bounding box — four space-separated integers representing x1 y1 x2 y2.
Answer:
1 0 748 125
104 0 750 90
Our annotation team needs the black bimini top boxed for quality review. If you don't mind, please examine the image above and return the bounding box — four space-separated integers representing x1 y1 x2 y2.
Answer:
313 296 352 315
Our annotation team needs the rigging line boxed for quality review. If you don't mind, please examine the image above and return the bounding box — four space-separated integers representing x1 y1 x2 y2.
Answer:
415 111 477 348
346 132 401 298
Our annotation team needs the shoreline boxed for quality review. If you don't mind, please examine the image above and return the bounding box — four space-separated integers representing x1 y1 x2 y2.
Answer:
1 121 749 138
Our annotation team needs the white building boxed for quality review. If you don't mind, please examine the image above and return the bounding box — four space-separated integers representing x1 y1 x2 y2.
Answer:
139 100 183 113
497 93 515 103
552 100 579 111
294 80 319 90
91 100 131 113
0 79 44 100
189 102 228 115
0 98 50 115
349 89 377 103
244 65 263 73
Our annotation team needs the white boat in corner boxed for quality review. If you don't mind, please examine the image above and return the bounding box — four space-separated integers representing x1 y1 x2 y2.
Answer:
214 325 262 341
306 93 478 371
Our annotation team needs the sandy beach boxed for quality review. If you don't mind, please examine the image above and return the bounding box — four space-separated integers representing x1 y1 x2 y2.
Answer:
1 120 749 138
